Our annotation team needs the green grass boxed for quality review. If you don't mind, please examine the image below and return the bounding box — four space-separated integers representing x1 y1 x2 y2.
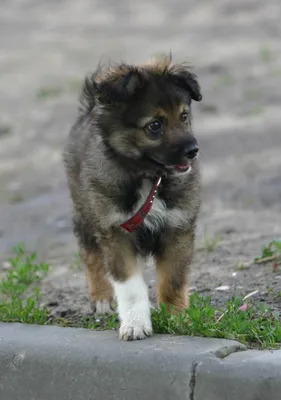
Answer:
255 240 281 263
0 245 49 325
36 86 64 100
213 74 235 90
35 77 83 101
200 229 221 252
0 288 49 325
79 314 119 330
9 193 24 204
259 45 275 63
0 244 48 297
0 124 12 136
237 239 281 270
78 294 281 349
152 295 281 349
1 245 281 348
243 105 265 117
244 88 261 100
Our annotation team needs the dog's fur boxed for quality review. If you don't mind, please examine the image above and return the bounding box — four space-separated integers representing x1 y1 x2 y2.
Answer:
63 54 202 340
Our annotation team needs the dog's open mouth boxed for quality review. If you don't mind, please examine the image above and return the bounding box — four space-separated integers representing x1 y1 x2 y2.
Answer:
146 156 190 173
172 162 190 172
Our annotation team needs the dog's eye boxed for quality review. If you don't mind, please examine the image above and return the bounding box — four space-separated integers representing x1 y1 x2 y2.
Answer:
146 120 164 138
181 112 189 122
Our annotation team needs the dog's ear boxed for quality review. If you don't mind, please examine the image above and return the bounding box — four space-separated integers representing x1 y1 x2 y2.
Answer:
79 75 99 113
96 68 143 104
170 66 202 102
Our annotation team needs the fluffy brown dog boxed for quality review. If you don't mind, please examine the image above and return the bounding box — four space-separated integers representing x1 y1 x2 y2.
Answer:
63 54 202 341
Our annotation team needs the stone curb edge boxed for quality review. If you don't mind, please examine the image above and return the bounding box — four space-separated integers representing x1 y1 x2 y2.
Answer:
0 323 280 400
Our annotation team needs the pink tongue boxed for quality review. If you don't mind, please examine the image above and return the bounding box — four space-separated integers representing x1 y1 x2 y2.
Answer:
175 163 189 170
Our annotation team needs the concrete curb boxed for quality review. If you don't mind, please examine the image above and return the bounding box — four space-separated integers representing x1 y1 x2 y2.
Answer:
0 323 280 400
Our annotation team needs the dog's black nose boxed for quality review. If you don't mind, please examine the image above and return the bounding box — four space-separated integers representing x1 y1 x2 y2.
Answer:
184 144 199 159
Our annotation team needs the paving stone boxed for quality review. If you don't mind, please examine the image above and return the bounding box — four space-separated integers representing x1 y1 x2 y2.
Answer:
0 323 245 400
194 349 281 400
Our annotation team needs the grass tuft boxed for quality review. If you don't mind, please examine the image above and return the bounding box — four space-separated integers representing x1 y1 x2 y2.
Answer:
36 86 63 100
255 240 281 264
259 45 274 63
201 229 221 252
0 244 49 297
0 288 49 325
81 314 119 330
237 239 281 271
0 245 49 325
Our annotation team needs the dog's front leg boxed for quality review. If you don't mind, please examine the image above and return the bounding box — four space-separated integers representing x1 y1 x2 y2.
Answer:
156 229 195 312
102 232 152 341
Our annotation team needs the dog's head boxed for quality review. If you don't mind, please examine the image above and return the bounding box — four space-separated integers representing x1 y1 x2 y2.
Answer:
81 54 202 176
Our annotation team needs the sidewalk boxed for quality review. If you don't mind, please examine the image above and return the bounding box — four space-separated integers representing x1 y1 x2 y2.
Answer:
0 323 280 400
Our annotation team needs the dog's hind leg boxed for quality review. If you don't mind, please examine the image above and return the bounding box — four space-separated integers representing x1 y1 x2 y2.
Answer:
83 249 115 315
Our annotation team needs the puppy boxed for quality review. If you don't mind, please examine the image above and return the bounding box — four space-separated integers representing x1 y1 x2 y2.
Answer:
63 54 202 340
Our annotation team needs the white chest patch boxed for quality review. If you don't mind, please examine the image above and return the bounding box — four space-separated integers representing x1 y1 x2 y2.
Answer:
133 179 189 232
106 179 191 232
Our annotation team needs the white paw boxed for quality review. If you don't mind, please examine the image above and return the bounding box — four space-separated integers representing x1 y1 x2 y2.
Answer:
119 319 153 341
112 271 152 341
94 300 115 315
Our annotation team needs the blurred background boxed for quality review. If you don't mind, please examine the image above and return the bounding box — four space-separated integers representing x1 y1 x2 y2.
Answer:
0 0 281 313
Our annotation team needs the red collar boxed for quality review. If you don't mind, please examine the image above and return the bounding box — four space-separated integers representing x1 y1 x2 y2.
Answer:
120 176 162 233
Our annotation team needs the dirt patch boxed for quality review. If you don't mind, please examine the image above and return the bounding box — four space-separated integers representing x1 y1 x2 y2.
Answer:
1 0 281 319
